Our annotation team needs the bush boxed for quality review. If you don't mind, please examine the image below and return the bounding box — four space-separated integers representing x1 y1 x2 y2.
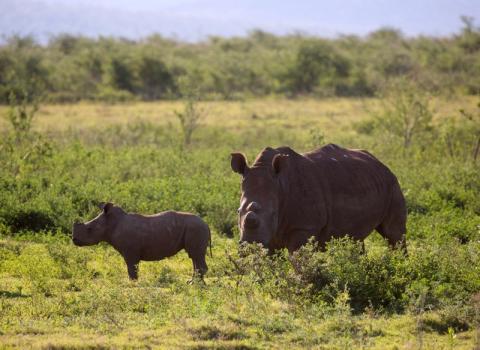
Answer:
175 98 203 146
374 78 433 149
95 86 136 103
228 237 480 320
4 244 61 295
5 209 56 233
290 238 408 312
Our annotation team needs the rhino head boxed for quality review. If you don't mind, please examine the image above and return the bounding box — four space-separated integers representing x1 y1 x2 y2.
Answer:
72 202 122 246
230 148 289 249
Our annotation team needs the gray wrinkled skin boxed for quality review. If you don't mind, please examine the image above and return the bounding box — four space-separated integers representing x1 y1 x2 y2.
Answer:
231 144 407 253
72 203 211 281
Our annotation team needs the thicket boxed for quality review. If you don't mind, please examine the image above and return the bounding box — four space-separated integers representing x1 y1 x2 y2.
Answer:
0 17 479 102
226 238 480 329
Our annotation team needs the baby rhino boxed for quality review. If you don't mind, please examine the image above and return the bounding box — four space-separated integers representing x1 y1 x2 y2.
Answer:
72 203 211 282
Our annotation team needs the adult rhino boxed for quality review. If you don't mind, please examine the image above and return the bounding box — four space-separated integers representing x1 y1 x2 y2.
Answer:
231 144 406 253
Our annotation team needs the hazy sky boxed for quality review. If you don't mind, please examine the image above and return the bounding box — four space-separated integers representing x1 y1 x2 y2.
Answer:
1 0 479 41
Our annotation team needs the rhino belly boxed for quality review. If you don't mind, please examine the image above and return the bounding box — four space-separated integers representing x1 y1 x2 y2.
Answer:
327 191 388 238
138 230 184 261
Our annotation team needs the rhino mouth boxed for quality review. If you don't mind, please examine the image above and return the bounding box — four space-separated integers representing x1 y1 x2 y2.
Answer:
72 237 86 246
239 239 268 246
238 234 269 248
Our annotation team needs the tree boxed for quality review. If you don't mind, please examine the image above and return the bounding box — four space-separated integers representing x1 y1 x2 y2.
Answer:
459 101 480 162
6 89 40 141
287 40 334 94
285 40 350 96
138 57 175 100
375 78 433 149
50 34 80 55
175 99 203 146
458 16 480 53
109 58 135 92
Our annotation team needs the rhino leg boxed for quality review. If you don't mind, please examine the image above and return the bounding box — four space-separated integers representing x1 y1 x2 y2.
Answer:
185 229 209 283
123 256 140 280
187 254 208 284
286 231 317 253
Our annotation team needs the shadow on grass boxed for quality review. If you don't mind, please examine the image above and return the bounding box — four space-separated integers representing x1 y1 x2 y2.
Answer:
190 325 247 341
422 316 470 334
0 290 29 298
188 346 258 350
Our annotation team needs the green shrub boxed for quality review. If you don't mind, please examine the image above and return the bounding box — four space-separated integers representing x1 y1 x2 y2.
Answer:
228 236 480 321
4 244 61 295
290 238 408 312
95 86 136 103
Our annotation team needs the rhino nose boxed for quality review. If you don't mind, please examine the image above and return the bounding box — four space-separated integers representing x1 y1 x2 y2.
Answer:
244 211 259 229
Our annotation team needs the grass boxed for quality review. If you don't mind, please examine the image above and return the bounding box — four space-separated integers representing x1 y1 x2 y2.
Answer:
0 96 477 133
0 96 479 349
0 237 478 349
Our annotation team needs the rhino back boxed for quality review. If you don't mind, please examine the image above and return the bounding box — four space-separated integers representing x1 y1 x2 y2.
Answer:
303 144 399 238
113 211 186 261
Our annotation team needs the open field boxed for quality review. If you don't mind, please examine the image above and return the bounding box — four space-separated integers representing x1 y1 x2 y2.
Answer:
0 97 479 349
0 96 476 131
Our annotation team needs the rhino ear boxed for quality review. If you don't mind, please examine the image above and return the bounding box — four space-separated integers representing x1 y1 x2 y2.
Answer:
272 154 289 175
231 153 249 175
99 202 113 213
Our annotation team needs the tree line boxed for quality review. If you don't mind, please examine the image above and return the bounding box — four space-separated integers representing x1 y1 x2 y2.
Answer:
0 17 479 103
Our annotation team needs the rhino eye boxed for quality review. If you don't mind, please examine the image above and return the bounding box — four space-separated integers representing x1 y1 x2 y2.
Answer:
237 208 241 214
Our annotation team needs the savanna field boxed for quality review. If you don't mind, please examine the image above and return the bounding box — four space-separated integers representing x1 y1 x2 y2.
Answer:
0 95 479 349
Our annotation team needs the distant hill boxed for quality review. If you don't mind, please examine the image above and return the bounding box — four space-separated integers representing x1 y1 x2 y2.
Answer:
0 0 477 43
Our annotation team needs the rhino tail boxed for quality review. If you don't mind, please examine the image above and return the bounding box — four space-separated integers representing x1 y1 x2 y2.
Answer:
209 230 213 258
